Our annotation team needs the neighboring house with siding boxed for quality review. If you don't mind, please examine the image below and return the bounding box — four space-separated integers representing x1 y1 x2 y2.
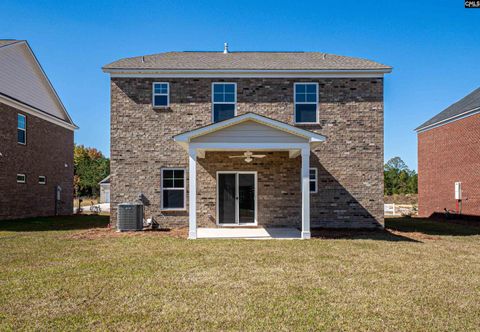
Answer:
103 46 391 239
99 175 111 203
416 87 480 218
0 40 77 220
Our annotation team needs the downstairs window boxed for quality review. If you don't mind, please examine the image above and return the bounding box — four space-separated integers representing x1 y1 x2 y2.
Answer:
161 168 186 210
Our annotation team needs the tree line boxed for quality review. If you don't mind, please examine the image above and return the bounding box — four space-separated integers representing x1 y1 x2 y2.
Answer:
384 157 418 196
74 144 110 197
72 145 415 198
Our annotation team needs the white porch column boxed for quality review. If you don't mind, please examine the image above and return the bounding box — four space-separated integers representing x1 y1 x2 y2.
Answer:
188 147 197 239
301 147 311 239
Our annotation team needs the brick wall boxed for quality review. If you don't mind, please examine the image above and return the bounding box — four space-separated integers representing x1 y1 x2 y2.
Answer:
196 151 301 227
110 77 384 228
418 113 480 217
0 102 74 220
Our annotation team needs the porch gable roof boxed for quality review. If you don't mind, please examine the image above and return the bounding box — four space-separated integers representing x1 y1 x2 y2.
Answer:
173 113 326 149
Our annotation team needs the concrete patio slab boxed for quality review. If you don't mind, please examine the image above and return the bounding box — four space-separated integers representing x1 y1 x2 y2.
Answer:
197 227 301 239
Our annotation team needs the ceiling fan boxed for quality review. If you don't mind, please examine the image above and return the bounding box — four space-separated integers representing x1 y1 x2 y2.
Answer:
229 151 266 163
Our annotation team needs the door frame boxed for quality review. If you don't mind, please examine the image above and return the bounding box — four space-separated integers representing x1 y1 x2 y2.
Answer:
216 171 258 226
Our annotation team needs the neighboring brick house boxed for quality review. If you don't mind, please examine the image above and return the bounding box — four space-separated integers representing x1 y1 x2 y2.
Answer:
103 47 391 238
416 88 480 218
0 40 77 220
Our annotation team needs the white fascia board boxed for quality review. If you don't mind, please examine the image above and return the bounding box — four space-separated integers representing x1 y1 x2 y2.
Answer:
173 113 326 144
416 106 480 133
0 94 77 131
104 68 391 78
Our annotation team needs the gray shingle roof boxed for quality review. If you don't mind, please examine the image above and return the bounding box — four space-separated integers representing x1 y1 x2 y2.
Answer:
99 175 110 184
103 52 391 71
0 39 21 47
416 87 480 131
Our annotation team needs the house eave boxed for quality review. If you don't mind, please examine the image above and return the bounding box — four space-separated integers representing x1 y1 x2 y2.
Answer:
0 93 78 131
102 68 392 78
415 106 480 133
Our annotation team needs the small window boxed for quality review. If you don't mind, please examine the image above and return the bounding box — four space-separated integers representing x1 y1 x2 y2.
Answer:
161 168 186 210
152 82 169 107
39 176 46 185
309 168 318 193
212 83 236 122
17 114 26 144
294 83 318 124
17 174 26 183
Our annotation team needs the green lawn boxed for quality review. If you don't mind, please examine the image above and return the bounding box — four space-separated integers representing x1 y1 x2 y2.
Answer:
1 216 479 331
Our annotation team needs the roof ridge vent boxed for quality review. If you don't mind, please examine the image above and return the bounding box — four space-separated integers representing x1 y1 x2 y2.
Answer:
223 42 229 54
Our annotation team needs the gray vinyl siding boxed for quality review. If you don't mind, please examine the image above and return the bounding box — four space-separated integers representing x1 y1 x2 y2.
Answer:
0 43 67 120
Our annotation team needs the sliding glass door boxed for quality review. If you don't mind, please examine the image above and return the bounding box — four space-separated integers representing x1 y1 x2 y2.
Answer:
217 172 256 225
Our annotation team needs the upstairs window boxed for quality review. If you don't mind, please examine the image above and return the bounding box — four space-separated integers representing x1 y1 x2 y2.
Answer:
152 82 169 107
17 114 26 144
17 174 26 183
38 176 46 185
161 168 186 210
212 83 236 122
294 83 318 124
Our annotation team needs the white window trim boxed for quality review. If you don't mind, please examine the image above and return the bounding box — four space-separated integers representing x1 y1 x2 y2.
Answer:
17 114 26 145
211 82 237 122
17 173 26 184
152 82 170 108
310 167 318 193
161 167 187 211
39 176 46 185
294 82 319 124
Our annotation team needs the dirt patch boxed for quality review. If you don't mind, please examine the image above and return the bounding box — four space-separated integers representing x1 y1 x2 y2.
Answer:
388 229 441 241
311 228 381 239
67 227 188 240
311 227 440 242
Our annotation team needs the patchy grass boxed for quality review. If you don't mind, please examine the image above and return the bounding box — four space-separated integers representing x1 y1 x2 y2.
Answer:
74 197 99 208
0 216 479 331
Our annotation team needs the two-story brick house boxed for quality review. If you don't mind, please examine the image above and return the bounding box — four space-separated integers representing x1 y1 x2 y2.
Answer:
103 47 391 239
0 40 77 220
416 87 480 218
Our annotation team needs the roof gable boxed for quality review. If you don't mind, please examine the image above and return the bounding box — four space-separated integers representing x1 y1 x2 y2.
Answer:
174 113 326 147
0 40 75 127
416 87 480 132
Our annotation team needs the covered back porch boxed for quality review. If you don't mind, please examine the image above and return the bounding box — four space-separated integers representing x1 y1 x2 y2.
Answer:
174 113 326 239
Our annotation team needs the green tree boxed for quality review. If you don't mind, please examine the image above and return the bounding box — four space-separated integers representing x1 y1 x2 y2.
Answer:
384 157 417 196
74 144 110 197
